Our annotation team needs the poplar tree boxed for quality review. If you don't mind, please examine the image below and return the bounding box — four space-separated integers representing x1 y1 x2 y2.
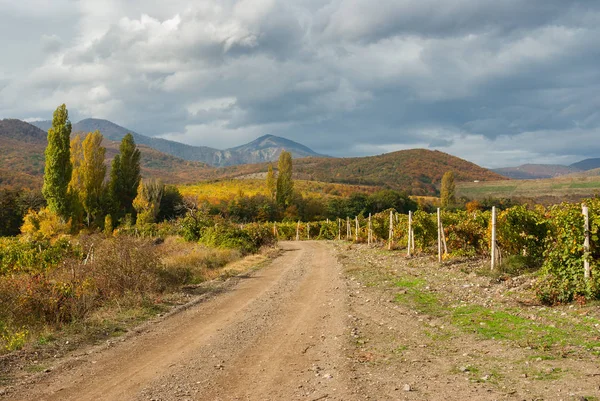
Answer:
440 171 456 208
109 133 141 219
68 134 85 227
81 131 106 225
42 104 73 221
133 178 164 225
266 164 276 200
276 150 294 207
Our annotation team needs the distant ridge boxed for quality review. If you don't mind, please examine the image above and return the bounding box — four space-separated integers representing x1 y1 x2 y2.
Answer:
31 118 324 167
1 119 212 187
570 158 600 171
493 164 581 179
4 119 503 195
494 158 600 180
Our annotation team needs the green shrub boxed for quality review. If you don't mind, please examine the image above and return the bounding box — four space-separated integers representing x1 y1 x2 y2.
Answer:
496 205 549 267
200 223 267 255
0 236 80 275
536 199 600 304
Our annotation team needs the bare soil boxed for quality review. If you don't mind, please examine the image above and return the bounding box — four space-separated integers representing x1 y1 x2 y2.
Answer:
2 241 600 400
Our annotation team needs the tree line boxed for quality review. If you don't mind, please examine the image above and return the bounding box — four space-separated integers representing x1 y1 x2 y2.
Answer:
24 104 184 236
0 104 474 237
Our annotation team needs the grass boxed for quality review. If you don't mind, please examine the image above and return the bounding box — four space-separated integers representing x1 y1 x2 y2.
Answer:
451 305 563 349
392 274 600 354
24 363 50 373
395 277 444 317
456 175 600 200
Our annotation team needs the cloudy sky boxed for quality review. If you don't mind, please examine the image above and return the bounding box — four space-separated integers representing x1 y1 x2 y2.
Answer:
1 0 599 168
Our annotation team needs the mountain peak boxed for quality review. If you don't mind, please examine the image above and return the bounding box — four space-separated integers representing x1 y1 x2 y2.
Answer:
229 134 323 158
31 117 324 167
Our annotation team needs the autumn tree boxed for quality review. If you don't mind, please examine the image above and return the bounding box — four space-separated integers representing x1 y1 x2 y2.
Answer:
133 178 164 225
68 134 85 227
440 171 456 208
42 104 73 221
71 131 106 226
109 133 141 220
266 164 276 200
276 151 294 207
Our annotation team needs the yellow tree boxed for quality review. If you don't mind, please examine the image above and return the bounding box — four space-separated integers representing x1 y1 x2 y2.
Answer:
42 104 72 221
440 171 456 208
276 151 294 207
70 131 106 226
266 164 276 200
133 178 164 226
68 134 85 227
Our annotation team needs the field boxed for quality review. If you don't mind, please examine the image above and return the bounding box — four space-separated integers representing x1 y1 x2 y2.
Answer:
457 175 600 201
179 179 381 204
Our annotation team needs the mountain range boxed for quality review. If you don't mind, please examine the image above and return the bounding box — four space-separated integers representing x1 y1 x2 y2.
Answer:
0 118 505 195
30 119 323 167
493 160 600 179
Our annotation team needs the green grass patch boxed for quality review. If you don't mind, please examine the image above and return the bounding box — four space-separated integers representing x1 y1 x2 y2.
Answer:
452 305 562 348
450 305 600 352
395 277 426 288
528 354 556 361
24 363 50 373
395 277 445 316
531 367 564 381
570 182 600 189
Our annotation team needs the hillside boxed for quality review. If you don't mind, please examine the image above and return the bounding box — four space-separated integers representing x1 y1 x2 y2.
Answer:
493 164 581 179
0 120 47 188
212 149 506 195
457 175 600 204
31 119 324 167
570 158 600 171
0 119 213 187
179 179 380 205
3 120 504 195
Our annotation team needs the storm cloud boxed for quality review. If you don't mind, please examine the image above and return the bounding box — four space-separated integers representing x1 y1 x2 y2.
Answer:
1 0 599 168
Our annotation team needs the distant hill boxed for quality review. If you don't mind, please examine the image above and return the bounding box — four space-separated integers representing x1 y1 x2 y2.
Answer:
493 164 581 179
229 134 323 163
213 149 506 195
31 119 324 167
0 119 213 187
570 158 600 171
0 119 47 188
5 119 505 195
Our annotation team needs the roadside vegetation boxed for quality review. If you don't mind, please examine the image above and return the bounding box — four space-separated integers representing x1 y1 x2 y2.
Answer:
0 105 277 355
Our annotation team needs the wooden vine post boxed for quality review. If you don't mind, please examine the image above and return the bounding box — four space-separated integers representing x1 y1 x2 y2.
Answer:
368 213 372 245
338 218 341 240
296 220 300 241
440 212 448 256
437 208 442 263
346 217 351 240
583 204 591 279
307 222 311 240
388 210 394 250
407 211 412 257
355 216 359 242
491 206 497 270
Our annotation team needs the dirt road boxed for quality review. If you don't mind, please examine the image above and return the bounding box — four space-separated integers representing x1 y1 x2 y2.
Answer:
7 241 600 400
8 241 355 401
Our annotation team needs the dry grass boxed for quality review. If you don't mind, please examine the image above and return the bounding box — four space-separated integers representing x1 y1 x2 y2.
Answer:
158 237 242 283
0 235 277 354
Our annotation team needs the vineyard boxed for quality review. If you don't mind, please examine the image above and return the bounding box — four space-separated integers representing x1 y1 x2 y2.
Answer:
267 198 600 305
1 196 599 353
178 179 380 204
